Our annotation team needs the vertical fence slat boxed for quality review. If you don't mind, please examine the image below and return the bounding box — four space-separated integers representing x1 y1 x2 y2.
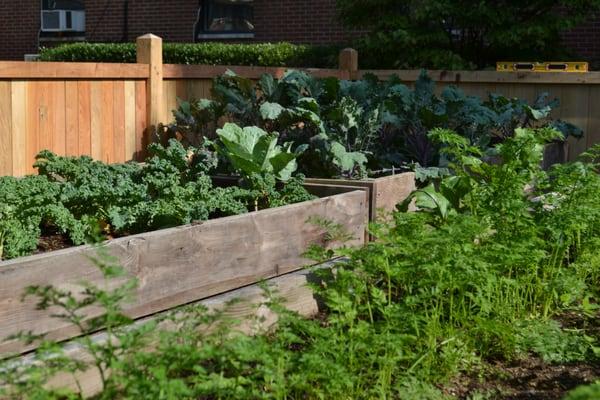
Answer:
113 81 126 163
586 86 600 151
101 81 115 163
52 81 67 156
124 81 136 160
65 81 79 156
560 85 590 159
26 82 40 174
38 81 54 155
77 81 92 156
175 80 188 104
0 82 13 176
11 81 26 176
135 80 147 160
90 81 103 160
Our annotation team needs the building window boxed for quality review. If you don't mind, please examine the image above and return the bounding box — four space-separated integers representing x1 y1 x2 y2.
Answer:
40 0 85 41
197 0 254 39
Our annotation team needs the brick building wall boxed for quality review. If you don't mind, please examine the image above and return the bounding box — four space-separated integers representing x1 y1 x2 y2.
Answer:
85 0 199 43
0 0 361 60
562 21 600 68
252 0 363 44
0 2 41 60
0 1 597 65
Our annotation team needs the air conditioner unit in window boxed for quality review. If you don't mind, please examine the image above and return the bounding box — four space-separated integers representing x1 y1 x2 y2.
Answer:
41 10 85 32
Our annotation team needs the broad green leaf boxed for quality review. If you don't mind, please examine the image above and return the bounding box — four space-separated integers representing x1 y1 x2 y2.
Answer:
260 102 285 120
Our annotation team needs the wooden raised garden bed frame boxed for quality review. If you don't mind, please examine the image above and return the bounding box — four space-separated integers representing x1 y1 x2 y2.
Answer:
306 172 416 221
0 189 367 357
212 172 416 222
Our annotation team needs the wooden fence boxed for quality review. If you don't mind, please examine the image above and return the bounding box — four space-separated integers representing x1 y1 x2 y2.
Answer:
1 34 600 176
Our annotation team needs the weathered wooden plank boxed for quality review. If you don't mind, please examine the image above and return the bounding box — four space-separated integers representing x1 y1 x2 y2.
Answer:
123 81 136 160
0 191 366 356
15 264 328 397
112 81 126 163
77 81 92 156
0 62 148 79
90 82 103 159
10 81 27 176
0 81 12 176
306 172 415 221
65 81 79 156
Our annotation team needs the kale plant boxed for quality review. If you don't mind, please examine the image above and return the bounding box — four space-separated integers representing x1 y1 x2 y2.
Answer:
0 140 313 261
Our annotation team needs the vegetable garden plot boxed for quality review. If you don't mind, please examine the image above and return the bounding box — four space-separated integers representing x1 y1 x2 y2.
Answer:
0 189 366 357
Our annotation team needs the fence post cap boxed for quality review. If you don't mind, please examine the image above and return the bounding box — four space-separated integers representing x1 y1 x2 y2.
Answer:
137 33 162 40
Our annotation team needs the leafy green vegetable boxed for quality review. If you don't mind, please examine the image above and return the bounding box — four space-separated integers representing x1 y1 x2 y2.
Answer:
0 140 313 261
168 70 582 179
5 131 600 399
216 123 299 182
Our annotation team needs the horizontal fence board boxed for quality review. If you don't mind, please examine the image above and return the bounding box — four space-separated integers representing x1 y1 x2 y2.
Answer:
0 57 598 172
163 64 347 80
0 62 149 79
357 69 600 84
0 191 366 356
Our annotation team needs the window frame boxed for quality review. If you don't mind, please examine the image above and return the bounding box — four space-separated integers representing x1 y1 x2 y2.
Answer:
196 0 255 40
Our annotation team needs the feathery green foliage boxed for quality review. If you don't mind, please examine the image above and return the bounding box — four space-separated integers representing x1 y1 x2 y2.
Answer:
2 131 599 399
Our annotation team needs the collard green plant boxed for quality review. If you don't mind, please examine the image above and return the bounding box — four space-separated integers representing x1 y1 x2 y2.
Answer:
168 70 582 179
215 123 300 182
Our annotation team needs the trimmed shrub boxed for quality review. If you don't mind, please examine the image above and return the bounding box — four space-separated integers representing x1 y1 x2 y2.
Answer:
39 42 340 68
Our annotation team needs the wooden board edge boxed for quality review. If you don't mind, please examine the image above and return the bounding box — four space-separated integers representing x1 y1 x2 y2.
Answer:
5 262 336 397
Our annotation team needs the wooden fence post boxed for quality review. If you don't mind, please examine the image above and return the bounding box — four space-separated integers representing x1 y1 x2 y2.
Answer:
136 34 164 153
339 48 358 80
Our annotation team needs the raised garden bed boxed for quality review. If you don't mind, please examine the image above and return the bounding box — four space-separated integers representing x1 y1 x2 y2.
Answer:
212 173 416 222
306 172 416 221
542 141 569 170
13 264 330 397
0 189 366 357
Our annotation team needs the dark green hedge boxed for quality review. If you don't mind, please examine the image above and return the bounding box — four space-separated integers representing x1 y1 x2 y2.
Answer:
39 42 340 68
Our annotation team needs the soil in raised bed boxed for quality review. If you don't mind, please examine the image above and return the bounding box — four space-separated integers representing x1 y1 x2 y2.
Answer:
446 357 599 399
445 312 600 399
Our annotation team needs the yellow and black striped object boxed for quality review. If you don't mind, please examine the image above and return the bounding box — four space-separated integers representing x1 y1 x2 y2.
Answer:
496 61 588 72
